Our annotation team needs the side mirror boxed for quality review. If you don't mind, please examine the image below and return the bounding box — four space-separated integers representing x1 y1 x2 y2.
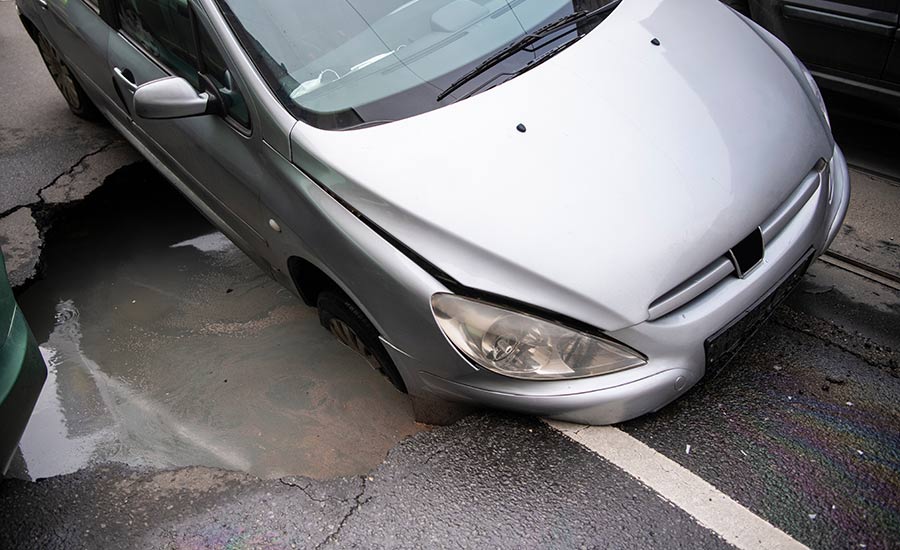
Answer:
133 76 212 120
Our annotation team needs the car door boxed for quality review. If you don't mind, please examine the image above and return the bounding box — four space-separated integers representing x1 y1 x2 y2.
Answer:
759 0 900 78
34 0 119 109
106 0 269 257
882 5 900 83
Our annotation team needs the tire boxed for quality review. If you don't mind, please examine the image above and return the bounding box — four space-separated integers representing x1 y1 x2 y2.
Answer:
317 291 408 393
36 33 100 120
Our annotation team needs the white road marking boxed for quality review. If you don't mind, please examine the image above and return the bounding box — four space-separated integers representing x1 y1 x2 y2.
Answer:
545 420 808 550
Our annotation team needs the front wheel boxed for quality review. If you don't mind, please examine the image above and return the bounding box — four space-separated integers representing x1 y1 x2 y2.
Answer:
36 33 100 120
317 291 407 393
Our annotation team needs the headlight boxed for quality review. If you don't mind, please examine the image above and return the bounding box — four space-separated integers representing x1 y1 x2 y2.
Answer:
800 63 830 129
431 293 646 380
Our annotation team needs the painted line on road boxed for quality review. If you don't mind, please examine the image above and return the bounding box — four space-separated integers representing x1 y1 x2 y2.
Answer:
545 420 808 550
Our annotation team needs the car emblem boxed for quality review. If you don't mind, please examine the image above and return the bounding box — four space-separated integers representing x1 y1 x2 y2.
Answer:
729 228 764 279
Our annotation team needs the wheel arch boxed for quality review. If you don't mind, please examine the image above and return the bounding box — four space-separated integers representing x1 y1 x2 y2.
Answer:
287 255 410 393
17 9 40 43
287 256 341 307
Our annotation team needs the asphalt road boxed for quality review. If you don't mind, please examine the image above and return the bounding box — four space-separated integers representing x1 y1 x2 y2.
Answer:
0 4 117 216
1 3 899 549
1 416 738 549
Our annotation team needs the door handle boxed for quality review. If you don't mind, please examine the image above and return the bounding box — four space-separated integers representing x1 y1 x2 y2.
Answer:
37 0 48 9
113 67 138 92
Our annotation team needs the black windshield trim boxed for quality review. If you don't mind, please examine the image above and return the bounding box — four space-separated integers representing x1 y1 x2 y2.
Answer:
213 0 620 131
216 0 382 129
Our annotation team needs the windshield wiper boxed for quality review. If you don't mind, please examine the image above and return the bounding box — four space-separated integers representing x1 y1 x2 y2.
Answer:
453 37 579 102
436 1 621 102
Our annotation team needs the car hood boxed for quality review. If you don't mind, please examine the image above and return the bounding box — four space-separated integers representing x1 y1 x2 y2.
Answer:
289 0 833 331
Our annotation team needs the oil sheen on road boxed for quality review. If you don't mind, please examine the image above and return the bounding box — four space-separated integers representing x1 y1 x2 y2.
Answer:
619 318 900 549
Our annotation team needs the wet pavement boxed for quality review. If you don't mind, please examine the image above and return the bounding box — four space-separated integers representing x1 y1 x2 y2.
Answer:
7 167 420 480
828 171 900 280
621 319 900 549
824 92 900 283
0 415 733 550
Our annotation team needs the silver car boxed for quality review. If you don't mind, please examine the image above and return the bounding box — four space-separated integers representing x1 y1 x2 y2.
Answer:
18 0 849 424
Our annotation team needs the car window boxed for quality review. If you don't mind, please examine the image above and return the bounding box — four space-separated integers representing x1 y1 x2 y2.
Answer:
198 25 251 129
117 0 251 129
215 0 619 130
117 0 199 87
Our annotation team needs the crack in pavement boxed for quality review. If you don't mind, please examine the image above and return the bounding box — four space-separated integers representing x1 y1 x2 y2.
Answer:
279 477 346 504
0 141 117 220
776 306 897 373
0 139 142 288
0 203 31 224
276 474 374 548
420 445 447 465
41 141 118 196
315 475 369 549
40 140 142 205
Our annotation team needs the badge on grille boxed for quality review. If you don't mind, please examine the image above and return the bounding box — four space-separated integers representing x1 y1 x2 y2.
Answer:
729 228 764 279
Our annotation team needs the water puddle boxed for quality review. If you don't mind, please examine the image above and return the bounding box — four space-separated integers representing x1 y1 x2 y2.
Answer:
10 165 421 480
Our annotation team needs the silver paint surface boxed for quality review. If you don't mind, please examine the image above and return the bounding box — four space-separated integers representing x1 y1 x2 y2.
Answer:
18 0 850 424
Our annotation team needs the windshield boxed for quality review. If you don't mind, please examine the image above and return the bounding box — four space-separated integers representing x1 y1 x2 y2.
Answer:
215 0 618 130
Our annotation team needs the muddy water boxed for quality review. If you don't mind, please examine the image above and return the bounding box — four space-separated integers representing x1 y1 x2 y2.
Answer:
10 165 421 480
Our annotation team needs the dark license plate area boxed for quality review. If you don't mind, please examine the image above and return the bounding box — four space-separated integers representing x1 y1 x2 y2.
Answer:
704 252 813 375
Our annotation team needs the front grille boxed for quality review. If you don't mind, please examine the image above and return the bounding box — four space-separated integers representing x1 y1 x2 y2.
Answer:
704 251 813 375
647 160 827 320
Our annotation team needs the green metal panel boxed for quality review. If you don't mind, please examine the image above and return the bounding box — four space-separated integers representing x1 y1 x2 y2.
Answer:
0 251 47 472
0 252 15 352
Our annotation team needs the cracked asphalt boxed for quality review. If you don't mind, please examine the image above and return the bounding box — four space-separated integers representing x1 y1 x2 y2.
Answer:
0 0 140 287
1 415 733 549
0 136 139 287
1 2 899 548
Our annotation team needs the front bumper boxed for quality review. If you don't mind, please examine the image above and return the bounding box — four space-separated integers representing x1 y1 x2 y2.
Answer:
393 145 850 425
0 306 47 474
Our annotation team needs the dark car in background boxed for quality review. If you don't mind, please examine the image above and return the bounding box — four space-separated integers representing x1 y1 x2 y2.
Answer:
728 0 900 105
